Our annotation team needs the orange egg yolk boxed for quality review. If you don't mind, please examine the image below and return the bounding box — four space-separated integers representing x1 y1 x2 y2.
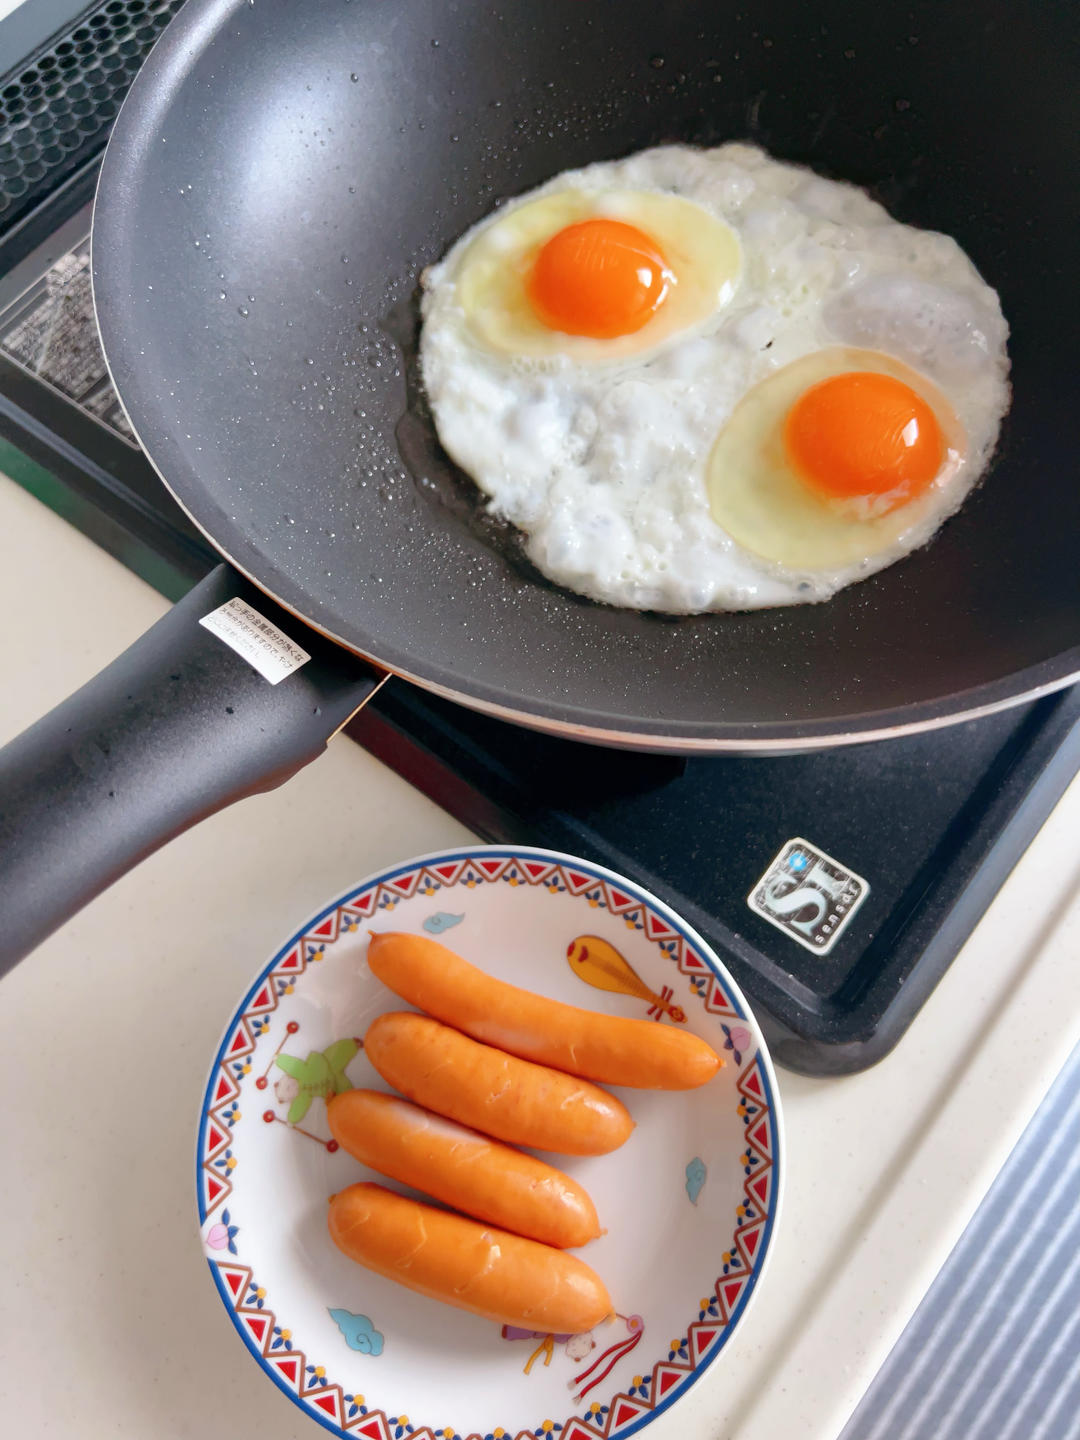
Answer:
784 371 945 510
527 218 672 339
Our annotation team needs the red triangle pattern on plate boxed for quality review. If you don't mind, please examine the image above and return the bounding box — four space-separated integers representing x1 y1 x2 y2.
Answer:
689 1322 720 1360
200 862 780 1439
226 1023 252 1058
644 912 676 940
653 1362 689 1399
351 1416 390 1440
386 869 420 898
741 1066 764 1099
736 1220 765 1268
204 1170 228 1211
606 887 635 912
214 1262 365 1434
704 977 737 1017
204 1122 227 1158
679 946 708 971
749 1168 772 1209
309 1388 344 1424
201 1015 252 1219
242 1311 270 1350
607 1395 651 1431
218 1263 249 1300
719 1274 749 1319
248 983 274 1013
432 861 465 883
561 1422 597 1440
522 859 554 882
746 1116 772 1159
623 1052 776 1422
561 1418 607 1440
270 1352 302 1389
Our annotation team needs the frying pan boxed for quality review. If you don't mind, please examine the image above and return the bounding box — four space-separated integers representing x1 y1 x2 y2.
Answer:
0 0 1077 968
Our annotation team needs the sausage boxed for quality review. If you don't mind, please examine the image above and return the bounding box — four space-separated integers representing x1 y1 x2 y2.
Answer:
364 1012 633 1156
367 931 722 1090
328 1182 612 1333
327 1089 602 1248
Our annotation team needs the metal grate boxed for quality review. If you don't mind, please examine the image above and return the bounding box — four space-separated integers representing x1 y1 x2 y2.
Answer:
0 0 184 232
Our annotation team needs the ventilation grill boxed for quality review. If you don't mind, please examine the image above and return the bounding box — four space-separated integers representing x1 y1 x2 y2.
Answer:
0 0 185 232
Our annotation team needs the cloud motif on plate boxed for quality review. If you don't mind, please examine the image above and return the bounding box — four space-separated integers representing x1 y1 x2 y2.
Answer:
422 912 465 935
685 1157 707 1205
329 1309 384 1355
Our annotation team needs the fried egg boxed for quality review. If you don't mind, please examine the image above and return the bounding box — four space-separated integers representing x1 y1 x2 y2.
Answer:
419 143 1010 612
454 189 742 362
707 346 966 570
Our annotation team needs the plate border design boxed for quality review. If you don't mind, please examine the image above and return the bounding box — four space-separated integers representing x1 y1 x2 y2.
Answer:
196 847 783 1440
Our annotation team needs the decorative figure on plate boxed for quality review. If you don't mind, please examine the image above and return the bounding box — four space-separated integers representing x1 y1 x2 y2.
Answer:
569 1314 645 1401
502 1312 644 1398
258 1025 363 1150
502 1325 590 1375
566 935 686 1022
273 1038 362 1122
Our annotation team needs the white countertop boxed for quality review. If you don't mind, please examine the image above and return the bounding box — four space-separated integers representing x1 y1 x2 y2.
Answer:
1 471 1078 1439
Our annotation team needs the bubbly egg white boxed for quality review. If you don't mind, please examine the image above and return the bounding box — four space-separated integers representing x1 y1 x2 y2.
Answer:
419 143 1010 612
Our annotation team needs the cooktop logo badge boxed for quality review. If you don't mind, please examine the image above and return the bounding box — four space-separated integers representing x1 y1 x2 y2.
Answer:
748 838 869 955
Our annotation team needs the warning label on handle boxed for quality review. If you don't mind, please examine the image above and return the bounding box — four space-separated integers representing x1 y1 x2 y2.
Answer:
199 597 311 685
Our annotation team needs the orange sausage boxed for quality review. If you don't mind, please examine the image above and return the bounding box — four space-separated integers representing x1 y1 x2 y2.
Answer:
328 1182 611 1333
367 931 722 1090
327 1089 601 1248
365 1011 633 1156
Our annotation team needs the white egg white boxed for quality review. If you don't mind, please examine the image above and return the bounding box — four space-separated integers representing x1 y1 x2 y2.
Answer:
419 143 1011 613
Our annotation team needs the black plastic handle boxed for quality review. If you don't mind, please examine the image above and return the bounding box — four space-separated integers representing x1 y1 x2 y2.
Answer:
0 565 385 972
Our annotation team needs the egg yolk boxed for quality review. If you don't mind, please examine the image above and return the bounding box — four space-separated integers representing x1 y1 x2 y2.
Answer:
527 218 672 339
784 371 945 510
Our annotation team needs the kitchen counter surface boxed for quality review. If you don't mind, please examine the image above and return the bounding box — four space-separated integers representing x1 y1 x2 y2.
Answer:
2 471 1079 1439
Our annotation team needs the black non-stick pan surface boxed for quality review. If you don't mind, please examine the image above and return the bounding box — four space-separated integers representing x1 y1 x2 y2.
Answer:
91 0 1080 750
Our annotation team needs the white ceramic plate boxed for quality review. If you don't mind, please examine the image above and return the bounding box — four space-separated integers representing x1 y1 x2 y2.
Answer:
197 846 783 1440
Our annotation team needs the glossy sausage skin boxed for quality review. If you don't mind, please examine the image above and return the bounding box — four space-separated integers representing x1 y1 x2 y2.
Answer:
364 1011 634 1156
328 1182 612 1332
367 931 722 1089
327 1089 602 1247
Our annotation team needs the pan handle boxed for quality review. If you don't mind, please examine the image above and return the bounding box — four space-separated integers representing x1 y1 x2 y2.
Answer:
0 565 386 974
